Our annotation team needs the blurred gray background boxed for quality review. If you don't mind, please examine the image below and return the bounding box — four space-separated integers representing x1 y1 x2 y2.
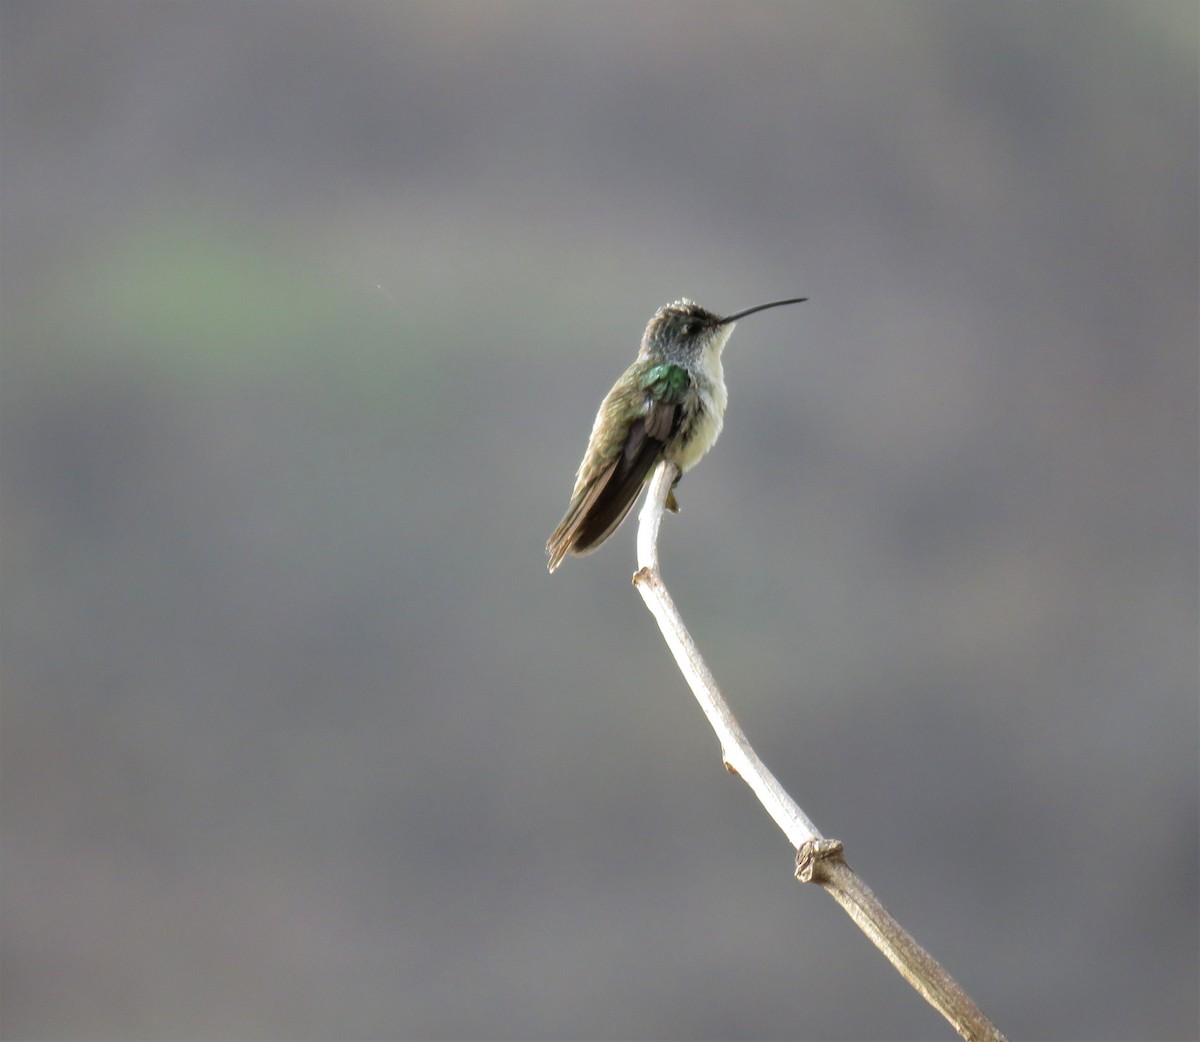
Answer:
2 2 1196 1039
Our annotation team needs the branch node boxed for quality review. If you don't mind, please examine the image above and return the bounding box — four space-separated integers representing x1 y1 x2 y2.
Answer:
632 566 653 585
795 838 846 883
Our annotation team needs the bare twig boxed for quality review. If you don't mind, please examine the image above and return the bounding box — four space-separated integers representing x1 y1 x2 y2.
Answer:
632 461 1007 1042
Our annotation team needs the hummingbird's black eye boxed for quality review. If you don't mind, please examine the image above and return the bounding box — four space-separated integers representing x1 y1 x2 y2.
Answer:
683 320 701 336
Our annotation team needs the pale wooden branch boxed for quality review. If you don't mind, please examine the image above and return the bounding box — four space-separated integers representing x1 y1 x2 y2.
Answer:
632 461 1007 1042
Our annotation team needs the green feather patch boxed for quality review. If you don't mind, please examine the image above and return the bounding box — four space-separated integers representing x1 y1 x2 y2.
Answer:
638 363 690 402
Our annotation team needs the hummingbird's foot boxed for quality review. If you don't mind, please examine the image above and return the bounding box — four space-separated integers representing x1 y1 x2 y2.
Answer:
666 470 683 512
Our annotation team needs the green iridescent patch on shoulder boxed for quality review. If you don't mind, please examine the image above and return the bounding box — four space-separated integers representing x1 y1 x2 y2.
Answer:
639 362 690 402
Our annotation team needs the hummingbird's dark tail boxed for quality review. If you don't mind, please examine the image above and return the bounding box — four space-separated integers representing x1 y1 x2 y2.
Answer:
546 458 646 571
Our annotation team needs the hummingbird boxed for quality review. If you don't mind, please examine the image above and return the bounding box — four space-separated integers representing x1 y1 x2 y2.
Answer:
547 295 806 572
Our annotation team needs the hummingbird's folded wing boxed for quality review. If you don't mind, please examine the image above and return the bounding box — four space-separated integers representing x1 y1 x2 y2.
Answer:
546 398 678 568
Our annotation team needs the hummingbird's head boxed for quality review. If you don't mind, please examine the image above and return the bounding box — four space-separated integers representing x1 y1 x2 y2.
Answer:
639 296 807 363
640 299 729 363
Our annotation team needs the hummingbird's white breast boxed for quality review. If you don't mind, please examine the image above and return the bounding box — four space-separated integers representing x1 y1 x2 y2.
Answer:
667 325 731 473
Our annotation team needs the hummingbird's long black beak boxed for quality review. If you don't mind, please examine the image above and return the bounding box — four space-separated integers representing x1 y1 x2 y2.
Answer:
719 297 807 324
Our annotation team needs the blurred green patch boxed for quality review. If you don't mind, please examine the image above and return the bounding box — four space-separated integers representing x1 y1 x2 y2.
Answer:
12 215 448 416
